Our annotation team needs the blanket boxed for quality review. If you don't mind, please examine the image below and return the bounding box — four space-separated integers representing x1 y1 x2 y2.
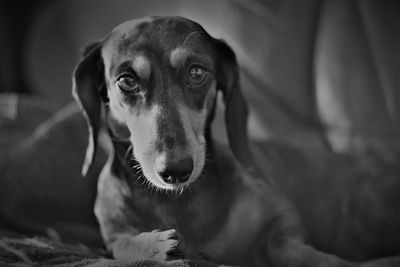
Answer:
0 236 223 267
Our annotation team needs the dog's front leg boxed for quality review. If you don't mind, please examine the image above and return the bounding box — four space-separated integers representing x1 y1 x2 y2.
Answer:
94 158 181 262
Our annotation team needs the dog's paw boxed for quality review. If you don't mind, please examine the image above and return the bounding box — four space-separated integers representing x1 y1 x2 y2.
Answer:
112 229 183 262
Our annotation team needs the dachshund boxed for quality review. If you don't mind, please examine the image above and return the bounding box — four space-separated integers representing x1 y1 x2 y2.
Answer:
72 16 399 267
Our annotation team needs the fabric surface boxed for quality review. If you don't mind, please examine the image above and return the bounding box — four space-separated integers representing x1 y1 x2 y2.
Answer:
0 235 222 267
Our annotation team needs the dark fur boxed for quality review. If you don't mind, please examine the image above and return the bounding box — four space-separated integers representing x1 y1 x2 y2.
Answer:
72 16 399 267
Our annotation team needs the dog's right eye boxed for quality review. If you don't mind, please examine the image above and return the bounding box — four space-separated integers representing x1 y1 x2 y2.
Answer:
117 75 140 93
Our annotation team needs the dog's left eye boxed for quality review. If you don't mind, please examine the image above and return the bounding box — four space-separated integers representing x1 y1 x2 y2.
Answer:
188 66 208 86
117 75 140 93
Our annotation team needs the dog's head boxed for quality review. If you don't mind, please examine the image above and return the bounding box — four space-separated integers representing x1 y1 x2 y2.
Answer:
73 16 251 190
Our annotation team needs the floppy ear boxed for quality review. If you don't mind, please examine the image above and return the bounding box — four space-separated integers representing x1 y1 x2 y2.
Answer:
214 39 253 169
72 42 104 176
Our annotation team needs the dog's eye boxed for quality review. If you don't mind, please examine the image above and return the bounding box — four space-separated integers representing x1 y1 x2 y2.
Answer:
117 75 140 93
188 66 207 86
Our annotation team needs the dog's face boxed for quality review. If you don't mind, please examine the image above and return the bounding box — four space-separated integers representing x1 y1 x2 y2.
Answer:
73 16 252 191
102 17 217 190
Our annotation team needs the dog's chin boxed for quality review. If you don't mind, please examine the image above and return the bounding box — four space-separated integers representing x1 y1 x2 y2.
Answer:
150 176 192 191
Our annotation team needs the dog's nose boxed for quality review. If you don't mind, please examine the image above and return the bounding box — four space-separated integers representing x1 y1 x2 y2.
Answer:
158 157 193 184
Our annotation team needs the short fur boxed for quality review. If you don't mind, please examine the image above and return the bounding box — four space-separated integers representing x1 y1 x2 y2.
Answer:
73 16 395 266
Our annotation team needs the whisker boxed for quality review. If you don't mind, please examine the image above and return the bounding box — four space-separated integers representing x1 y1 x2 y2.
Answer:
124 145 133 159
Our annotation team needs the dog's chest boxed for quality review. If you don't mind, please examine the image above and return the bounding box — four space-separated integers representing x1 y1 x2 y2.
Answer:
126 180 231 245
127 177 269 265
201 189 269 265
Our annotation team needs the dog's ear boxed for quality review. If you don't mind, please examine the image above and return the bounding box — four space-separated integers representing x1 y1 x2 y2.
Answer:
72 41 104 177
214 39 253 169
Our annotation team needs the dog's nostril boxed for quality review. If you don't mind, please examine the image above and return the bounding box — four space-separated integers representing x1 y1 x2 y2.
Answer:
159 173 177 184
158 158 193 184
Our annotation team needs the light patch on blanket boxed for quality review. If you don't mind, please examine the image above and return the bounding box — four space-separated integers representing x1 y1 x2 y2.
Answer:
0 238 33 264
0 93 18 120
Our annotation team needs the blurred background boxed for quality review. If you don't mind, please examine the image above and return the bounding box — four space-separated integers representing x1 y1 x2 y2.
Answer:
1 0 400 263
2 0 400 154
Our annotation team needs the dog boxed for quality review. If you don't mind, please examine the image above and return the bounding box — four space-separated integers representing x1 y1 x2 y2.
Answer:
72 16 400 266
